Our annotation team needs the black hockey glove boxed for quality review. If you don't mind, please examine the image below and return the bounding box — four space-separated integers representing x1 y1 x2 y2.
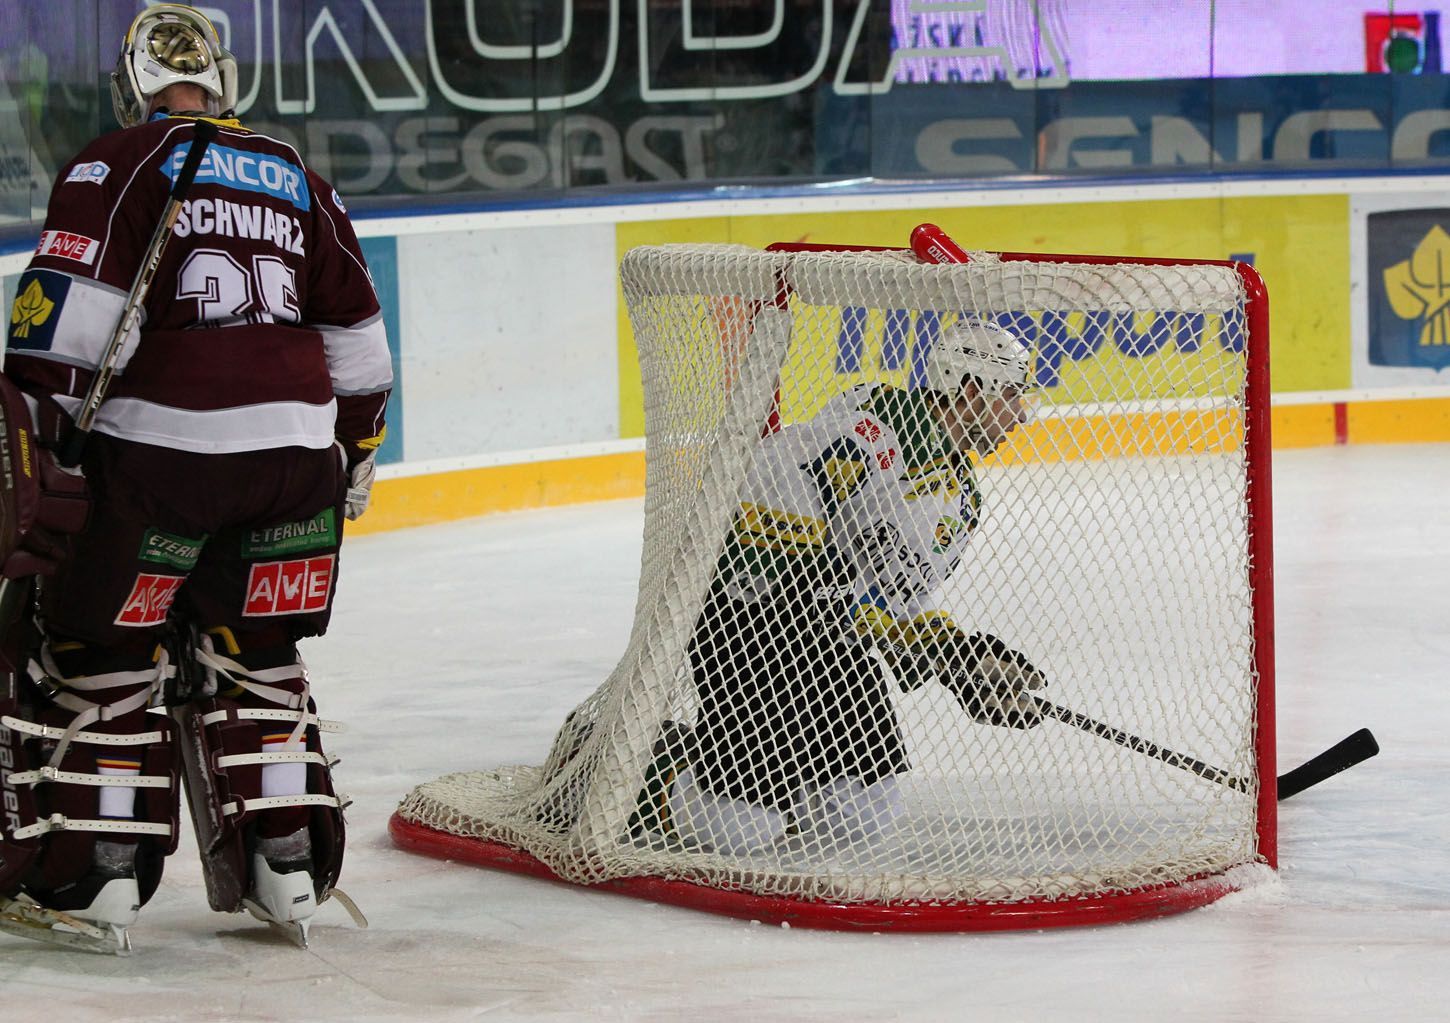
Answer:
932 632 1048 730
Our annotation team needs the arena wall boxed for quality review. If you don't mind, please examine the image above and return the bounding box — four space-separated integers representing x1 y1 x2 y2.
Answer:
5 175 1450 535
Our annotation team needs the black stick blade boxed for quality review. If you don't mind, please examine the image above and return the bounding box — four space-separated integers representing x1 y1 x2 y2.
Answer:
1277 728 1380 801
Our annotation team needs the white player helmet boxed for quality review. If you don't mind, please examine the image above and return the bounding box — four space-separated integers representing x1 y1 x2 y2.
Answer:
110 4 238 128
923 317 1032 397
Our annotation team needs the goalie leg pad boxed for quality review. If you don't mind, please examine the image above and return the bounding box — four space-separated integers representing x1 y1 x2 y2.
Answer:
173 628 347 914
690 593 911 808
791 775 904 847
666 767 788 855
1 638 177 917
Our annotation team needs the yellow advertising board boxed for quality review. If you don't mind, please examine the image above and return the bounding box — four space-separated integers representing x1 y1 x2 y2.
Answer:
615 195 1350 437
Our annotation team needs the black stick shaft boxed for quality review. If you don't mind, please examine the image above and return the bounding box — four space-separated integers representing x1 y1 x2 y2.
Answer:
1035 698 1252 791
60 120 219 468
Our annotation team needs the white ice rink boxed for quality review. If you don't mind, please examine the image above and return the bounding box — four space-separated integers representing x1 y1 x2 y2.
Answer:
4 443 1447 1022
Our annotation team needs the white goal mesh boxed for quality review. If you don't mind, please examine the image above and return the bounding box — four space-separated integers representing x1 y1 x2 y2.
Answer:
395 241 1273 923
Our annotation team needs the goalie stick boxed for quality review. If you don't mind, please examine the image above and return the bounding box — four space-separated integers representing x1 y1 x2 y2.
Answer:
59 119 219 468
909 220 1379 801
1035 699 1378 800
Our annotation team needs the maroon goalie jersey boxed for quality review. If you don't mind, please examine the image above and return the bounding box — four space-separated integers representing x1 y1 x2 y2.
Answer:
5 114 391 460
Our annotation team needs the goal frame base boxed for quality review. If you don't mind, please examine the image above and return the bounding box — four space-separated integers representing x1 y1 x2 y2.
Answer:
388 812 1256 933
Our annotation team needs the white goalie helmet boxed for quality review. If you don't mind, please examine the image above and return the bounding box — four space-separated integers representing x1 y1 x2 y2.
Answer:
923 317 1033 397
111 3 238 128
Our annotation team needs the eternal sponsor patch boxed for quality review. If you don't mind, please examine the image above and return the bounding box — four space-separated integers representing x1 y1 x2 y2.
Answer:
138 528 206 571
331 188 346 214
242 508 337 558
65 160 110 185
35 230 99 266
243 556 335 617
115 574 183 627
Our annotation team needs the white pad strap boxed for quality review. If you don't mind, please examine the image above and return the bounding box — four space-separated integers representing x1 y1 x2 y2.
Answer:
197 707 344 733
12 813 173 841
0 715 167 747
29 646 172 768
220 792 350 818
215 751 337 770
35 646 163 693
8 766 170 789
193 644 313 747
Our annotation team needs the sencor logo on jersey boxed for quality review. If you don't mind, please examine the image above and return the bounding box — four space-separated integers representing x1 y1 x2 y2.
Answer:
114 574 184 627
162 143 311 211
34 231 99 266
243 556 335 616
65 161 110 185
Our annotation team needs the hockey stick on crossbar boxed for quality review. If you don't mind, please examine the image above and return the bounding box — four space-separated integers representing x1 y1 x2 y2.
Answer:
1037 698 1379 801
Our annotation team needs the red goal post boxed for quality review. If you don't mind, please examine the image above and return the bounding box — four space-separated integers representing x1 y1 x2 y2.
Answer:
391 231 1276 931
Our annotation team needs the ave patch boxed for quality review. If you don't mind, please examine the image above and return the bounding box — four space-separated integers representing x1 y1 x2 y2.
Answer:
243 556 335 616
114 574 183 627
35 231 99 266
242 508 336 558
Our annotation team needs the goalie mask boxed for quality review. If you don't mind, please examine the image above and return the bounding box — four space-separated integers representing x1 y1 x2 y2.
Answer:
111 3 238 128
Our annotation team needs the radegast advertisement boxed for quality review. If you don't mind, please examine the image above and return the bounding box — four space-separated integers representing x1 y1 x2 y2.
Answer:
7 0 1450 226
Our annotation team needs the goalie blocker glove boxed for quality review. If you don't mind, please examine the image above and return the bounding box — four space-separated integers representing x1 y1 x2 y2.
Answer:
910 621 1047 730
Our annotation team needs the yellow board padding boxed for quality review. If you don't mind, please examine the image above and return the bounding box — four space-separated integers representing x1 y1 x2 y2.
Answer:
986 407 1246 467
347 397 1448 535
344 450 646 536
1271 403 1338 449
1348 395 1450 444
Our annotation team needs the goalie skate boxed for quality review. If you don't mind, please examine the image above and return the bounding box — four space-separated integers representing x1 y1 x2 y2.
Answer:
0 878 137 956
238 828 367 948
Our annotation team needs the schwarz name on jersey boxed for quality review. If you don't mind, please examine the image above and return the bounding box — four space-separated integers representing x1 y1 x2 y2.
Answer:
173 198 305 255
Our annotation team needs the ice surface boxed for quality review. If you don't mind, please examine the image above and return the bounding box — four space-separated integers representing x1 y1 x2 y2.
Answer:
3 444 1446 1022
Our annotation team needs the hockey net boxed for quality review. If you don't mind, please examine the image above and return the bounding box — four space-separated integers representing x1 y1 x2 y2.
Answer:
392 239 1275 930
